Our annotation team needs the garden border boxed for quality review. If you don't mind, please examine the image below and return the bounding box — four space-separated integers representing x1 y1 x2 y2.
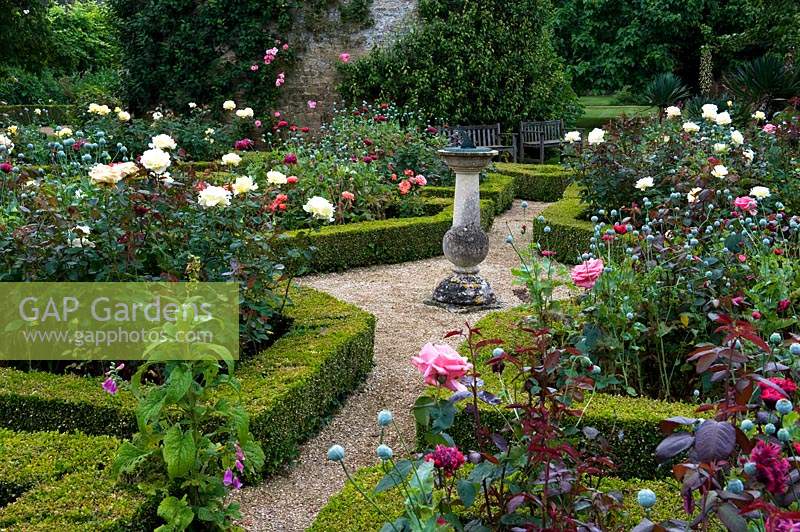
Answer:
309 464 693 531
0 286 376 476
430 307 707 480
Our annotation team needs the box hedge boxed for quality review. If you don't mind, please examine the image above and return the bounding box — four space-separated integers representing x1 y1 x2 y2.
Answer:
0 287 376 476
422 172 515 215
493 162 572 202
280 199 497 274
529 184 593 265
0 429 157 530
434 306 708 480
309 463 711 531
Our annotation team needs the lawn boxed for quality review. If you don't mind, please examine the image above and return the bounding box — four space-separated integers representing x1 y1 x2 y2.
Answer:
575 95 656 129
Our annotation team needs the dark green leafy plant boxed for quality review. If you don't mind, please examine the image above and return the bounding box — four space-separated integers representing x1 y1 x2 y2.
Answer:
111 312 265 531
643 73 692 109
338 0 580 129
724 54 800 114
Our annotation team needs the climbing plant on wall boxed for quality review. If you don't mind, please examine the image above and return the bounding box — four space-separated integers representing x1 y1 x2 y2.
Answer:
108 0 373 113
336 0 580 128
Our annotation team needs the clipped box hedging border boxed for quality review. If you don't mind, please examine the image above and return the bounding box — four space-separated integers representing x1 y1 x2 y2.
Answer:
426 306 707 481
0 429 157 530
422 173 515 216
0 286 376 476
493 162 571 202
529 184 593 265
309 463 697 532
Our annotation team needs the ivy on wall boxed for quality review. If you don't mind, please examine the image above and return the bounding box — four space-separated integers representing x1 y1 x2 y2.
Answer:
336 0 580 129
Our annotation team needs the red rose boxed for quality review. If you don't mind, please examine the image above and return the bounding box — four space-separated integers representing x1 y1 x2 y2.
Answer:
613 223 627 235
758 377 797 403
0 162 11 173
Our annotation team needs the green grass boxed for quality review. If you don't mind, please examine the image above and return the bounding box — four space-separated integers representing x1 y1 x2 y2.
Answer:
576 95 656 130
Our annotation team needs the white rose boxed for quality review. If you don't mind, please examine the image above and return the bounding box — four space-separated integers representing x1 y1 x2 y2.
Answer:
235 107 254 119
752 111 766 121
152 111 163 121
221 153 242 167
223 100 236 111
117 111 131 122
197 185 232 208
687 187 703 204
715 111 732 126
303 196 335 221
188 102 197 109
682 121 700 133
140 148 171 174
564 131 581 143
75 225 91 235
587 128 605 145
56 128 73 139
89 164 124 185
743 149 755 164
114 161 139 178
33 108 41 115
665 106 681 118
634 177 654 191
266 170 287 185
750 186 770 200
730 130 744 146
150 134 177 151
232 176 259 195
701 103 718 120
713 143 728 153
711 164 728 179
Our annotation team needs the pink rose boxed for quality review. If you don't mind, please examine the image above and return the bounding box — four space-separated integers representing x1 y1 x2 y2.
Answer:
411 343 472 392
307 100 317 109
414 174 427 186
763 124 777 134
734 196 758 212
282 43 289 51
398 179 412 195
341 191 355 201
254 120 262 128
339 52 351 63
570 258 604 289
287 176 298 184
250 64 259 72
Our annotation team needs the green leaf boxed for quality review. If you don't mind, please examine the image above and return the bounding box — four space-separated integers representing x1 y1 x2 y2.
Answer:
111 441 153 477
163 426 196 479
374 459 413 493
457 479 477 507
138 388 167 427
155 495 194 532
164 364 193 404
412 396 436 426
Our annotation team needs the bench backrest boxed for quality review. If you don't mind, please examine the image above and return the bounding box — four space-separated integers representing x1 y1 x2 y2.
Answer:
520 120 564 143
442 123 502 147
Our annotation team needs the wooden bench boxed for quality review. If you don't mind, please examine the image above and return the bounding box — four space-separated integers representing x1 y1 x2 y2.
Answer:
520 120 564 163
442 123 518 162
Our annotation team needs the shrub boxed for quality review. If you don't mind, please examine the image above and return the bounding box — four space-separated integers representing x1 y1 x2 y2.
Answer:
723 54 800 114
47 1 121 75
338 0 580 129
643 73 692 108
493 162 571 202
0 66 66 105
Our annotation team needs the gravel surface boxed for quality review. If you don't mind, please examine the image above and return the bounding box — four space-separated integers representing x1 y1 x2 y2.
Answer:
234 200 566 531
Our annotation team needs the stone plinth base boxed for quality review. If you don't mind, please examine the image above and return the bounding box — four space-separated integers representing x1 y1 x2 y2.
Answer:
426 273 501 313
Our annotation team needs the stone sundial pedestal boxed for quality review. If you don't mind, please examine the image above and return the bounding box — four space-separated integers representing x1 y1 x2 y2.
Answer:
426 136 500 312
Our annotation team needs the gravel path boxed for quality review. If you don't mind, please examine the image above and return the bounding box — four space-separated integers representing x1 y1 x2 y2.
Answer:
234 200 556 531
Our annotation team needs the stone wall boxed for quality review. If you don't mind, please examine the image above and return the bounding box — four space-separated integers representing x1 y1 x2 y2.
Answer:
279 0 417 128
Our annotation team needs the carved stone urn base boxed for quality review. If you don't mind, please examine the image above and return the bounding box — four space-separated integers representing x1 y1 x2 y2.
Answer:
425 273 501 313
